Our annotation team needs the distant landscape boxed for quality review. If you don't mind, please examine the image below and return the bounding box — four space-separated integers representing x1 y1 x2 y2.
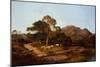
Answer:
12 15 96 66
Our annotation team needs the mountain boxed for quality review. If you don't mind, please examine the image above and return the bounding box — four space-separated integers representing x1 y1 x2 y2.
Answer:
62 25 95 47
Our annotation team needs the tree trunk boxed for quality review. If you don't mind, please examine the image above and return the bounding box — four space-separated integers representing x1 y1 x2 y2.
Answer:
46 36 48 46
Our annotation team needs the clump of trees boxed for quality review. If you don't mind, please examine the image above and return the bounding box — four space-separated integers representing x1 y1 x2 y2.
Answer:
27 15 72 46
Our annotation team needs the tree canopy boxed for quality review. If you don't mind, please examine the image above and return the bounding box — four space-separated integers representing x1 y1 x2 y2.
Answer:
27 20 50 34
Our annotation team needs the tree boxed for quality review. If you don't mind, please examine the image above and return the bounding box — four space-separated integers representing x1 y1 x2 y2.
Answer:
27 20 50 45
27 15 63 46
12 30 17 34
27 20 50 33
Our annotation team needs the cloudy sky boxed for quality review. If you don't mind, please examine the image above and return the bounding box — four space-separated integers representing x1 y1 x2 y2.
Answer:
12 1 96 33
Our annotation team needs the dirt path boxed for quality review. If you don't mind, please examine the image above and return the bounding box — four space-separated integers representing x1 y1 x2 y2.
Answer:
24 43 47 57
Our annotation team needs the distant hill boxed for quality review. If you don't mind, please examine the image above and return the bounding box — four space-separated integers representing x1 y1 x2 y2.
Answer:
62 25 92 39
62 25 95 47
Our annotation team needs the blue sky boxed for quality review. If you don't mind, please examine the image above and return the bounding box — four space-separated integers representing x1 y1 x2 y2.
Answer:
12 1 96 33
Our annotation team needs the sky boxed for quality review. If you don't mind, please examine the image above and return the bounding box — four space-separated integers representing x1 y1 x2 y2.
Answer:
12 1 96 33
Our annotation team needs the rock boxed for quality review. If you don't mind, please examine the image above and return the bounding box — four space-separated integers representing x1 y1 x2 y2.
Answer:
84 34 96 48
62 25 93 46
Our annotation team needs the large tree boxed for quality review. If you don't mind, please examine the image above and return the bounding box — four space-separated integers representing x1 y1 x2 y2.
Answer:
27 15 63 46
27 20 51 45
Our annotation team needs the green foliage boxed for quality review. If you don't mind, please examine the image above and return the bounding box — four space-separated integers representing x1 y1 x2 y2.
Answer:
27 20 50 33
